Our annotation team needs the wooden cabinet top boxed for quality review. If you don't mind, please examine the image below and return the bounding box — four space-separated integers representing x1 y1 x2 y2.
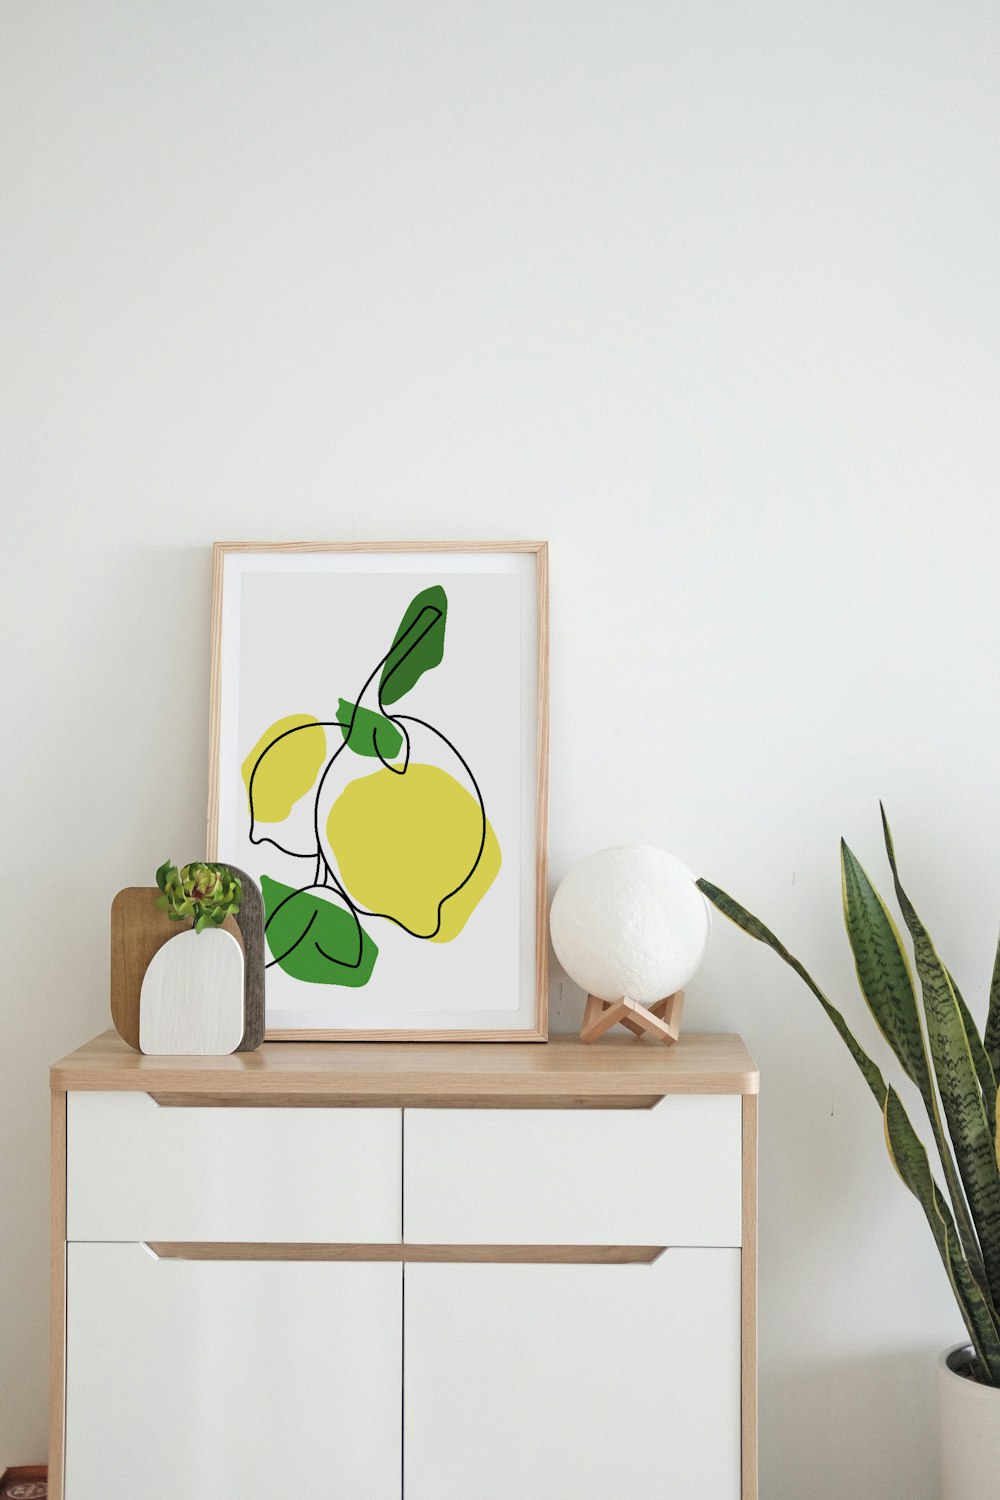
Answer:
51 1030 758 1101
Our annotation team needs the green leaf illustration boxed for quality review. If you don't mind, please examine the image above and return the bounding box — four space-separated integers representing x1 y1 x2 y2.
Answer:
336 698 404 761
379 585 448 706
261 875 378 987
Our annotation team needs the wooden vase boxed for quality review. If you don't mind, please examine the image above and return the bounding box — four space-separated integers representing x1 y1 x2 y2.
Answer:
138 927 245 1056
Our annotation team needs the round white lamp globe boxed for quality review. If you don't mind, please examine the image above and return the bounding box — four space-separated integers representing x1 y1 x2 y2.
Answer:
549 845 710 1004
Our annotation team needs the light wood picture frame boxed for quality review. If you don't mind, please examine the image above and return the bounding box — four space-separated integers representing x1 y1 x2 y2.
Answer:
207 542 549 1041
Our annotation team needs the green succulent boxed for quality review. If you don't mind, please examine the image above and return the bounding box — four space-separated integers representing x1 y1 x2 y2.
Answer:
155 860 242 934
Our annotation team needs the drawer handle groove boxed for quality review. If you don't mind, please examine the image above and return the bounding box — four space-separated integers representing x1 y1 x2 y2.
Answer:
143 1242 667 1265
145 1093 665 1110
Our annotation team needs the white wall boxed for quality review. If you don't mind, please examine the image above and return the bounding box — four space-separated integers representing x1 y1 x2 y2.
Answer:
2 2 998 1492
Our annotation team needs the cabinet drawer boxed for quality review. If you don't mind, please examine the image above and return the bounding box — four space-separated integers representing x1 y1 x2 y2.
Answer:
404 1096 742 1247
67 1092 401 1242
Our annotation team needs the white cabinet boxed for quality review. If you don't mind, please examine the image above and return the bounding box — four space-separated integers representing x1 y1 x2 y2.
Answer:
51 1034 758 1500
65 1243 402 1500
404 1250 742 1500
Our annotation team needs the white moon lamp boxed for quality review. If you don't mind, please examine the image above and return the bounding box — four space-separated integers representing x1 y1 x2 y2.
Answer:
550 845 710 1045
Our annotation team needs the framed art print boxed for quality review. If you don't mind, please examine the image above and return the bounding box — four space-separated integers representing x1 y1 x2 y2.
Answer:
207 542 549 1040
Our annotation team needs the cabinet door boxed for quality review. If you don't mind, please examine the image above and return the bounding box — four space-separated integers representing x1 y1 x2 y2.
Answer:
404 1249 741 1500
65 1243 401 1500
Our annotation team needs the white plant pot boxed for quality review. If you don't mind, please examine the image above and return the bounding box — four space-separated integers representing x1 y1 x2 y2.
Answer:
139 927 245 1056
937 1343 1000 1499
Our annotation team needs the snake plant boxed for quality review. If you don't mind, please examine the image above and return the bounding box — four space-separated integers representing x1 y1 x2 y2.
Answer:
697 806 1000 1385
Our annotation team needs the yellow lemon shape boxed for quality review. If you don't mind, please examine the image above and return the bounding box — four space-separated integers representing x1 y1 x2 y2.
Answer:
326 762 500 942
242 714 326 823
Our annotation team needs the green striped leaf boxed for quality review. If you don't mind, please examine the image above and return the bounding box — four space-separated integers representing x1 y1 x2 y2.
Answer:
986 929 1000 1077
841 841 926 1089
839 839 985 1280
884 1087 1000 1382
881 806 1000 1310
696 879 887 1107
949 970 998 1143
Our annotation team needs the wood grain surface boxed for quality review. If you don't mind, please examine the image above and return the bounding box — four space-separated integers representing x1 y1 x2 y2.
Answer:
48 1096 65 1500
147 1092 667 1109
144 1242 666 1264
52 1030 759 1098
224 866 264 1051
110 873 264 1052
138 928 245 1056
742 1093 759 1500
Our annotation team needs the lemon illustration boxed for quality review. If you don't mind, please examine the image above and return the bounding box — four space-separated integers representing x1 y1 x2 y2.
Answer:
326 762 500 942
242 714 327 823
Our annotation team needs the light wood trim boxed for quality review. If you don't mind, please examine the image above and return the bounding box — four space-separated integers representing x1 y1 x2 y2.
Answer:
146 1091 665 1110
145 1242 666 1265
147 1241 405 1262
618 1012 650 1038
49 1091 66 1500
263 1027 549 1043
581 994 602 1035
206 541 550 1042
212 542 550 553
625 998 679 1045
580 996 628 1043
406 1243 665 1264
742 1092 758 1500
52 1031 760 1097
581 991 685 1046
205 537 226 856
407 1242 665 1266
534 540 549 1040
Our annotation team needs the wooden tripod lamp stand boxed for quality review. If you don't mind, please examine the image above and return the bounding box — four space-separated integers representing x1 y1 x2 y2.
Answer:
549 846 711 1050
580 989 685 1046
